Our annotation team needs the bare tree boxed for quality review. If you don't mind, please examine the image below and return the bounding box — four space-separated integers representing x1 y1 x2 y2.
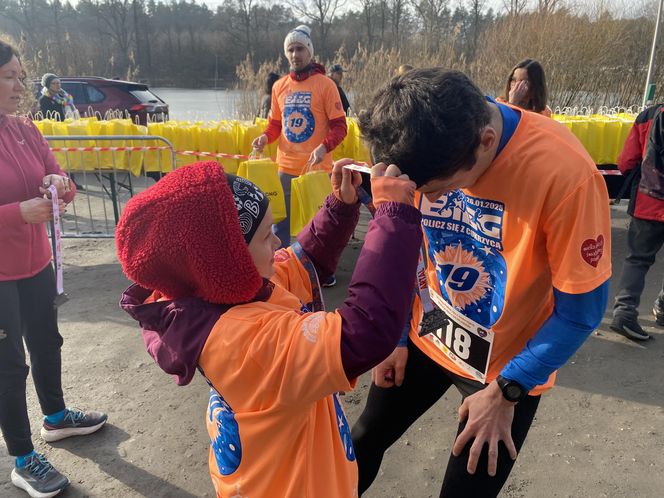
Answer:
410 0 450 52
286 0 346 58
502 0 528 16
356 0 376 48
390 0 407 49
5 0 41 63
537 0 564 15
236 0 257 61
0 0 659 107
92 0 133 75
468 0 486 58
48 0 68 71
376 0 388 46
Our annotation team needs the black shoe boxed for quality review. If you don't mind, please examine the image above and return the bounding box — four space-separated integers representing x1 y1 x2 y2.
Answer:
322 275 337 288
11 453 69 498
654 304 664 327
610 316 650 341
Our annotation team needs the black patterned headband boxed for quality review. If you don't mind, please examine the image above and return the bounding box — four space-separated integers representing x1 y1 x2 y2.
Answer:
226 174 270 244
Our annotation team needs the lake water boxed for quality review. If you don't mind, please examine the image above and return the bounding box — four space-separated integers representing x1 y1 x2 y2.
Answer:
151 87 637 122
151 88 248 121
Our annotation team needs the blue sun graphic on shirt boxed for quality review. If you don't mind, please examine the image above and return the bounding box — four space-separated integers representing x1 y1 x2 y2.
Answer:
420 191 508 327
333 393 355 461
208 388 242 475
283 91 316 143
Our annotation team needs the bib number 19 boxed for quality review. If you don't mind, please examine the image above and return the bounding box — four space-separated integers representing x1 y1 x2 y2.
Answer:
289 117 304 128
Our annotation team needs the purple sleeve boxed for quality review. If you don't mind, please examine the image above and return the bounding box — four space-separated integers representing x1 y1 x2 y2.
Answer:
338 202 422 380
296 194 360 282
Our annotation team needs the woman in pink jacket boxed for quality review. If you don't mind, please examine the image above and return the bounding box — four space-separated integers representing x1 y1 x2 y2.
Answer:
0 41 107 498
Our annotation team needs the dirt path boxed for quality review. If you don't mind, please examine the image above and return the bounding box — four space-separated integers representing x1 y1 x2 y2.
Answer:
1 204 663 497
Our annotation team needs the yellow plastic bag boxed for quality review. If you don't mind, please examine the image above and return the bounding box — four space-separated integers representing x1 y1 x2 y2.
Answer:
349 118 372 164
585 120 605 164
289 170 332 236
616 117 635 163
332 117 353 161
145 122 170 174
65 120 93 171
50 120 71 170
566 119 590 158
240 122 265 156
237 158 286 223
217 122 240 174
600 119 620 165
174 122 198 168
129 124 148 175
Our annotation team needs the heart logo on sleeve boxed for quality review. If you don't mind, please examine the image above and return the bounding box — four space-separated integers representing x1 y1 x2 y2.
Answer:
581 235 604 267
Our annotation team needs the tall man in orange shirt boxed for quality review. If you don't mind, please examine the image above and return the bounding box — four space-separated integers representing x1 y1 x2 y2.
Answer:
351 69 612 497
253 25 347 254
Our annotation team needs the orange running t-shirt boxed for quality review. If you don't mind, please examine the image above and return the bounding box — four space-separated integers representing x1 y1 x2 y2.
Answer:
270 73 346 176
198 247 358 498
495 96 552 117
409 110 611 395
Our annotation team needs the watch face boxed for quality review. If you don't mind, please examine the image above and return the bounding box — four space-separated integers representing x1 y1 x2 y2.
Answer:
505 384 523 401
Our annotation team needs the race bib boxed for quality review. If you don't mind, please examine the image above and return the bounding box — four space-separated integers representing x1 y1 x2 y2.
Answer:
426 290 494 383
417 191 508 382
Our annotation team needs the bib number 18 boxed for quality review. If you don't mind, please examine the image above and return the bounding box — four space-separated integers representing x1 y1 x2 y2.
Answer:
430 311 491 379
445 326 472 360
427 290 493 383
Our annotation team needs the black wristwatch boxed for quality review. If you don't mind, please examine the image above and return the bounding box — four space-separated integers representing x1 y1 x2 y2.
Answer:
496 375 528 403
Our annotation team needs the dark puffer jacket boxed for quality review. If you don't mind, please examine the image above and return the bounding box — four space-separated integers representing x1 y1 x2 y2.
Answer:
641 106 664 201
617 104 664 222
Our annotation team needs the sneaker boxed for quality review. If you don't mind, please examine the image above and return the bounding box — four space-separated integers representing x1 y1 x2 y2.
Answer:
40 408 107 443
10 453 69 498
610 316 650 341
654 303 664 327
322 275 337 288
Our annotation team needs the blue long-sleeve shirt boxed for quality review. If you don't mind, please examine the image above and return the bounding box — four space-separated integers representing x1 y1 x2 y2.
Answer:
500 280 609 391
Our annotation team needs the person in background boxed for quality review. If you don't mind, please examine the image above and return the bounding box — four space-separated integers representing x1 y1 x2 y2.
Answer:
117 159 422 497
252 25 347 286
500 58 552 117
38 73 77 121
0 41 107 498
38 73 84 190
610 103 664 340
329 64 350 115
258 72 280 119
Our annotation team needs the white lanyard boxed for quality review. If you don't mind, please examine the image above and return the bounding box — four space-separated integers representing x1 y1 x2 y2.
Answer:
356 184 449 337
48 185 68 305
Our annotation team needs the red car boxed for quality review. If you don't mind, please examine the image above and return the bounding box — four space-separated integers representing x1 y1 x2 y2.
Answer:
33 77 168 125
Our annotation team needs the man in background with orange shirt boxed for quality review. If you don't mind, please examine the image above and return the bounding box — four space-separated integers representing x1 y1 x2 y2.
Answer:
253 25 347 259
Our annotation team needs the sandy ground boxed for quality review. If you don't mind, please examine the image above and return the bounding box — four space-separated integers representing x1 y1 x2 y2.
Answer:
1 203 663 498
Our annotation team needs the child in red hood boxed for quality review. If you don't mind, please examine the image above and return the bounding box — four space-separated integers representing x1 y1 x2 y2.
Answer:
117 159 422 497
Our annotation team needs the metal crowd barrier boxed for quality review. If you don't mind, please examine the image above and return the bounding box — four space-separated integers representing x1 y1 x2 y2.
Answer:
45 135 176 237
